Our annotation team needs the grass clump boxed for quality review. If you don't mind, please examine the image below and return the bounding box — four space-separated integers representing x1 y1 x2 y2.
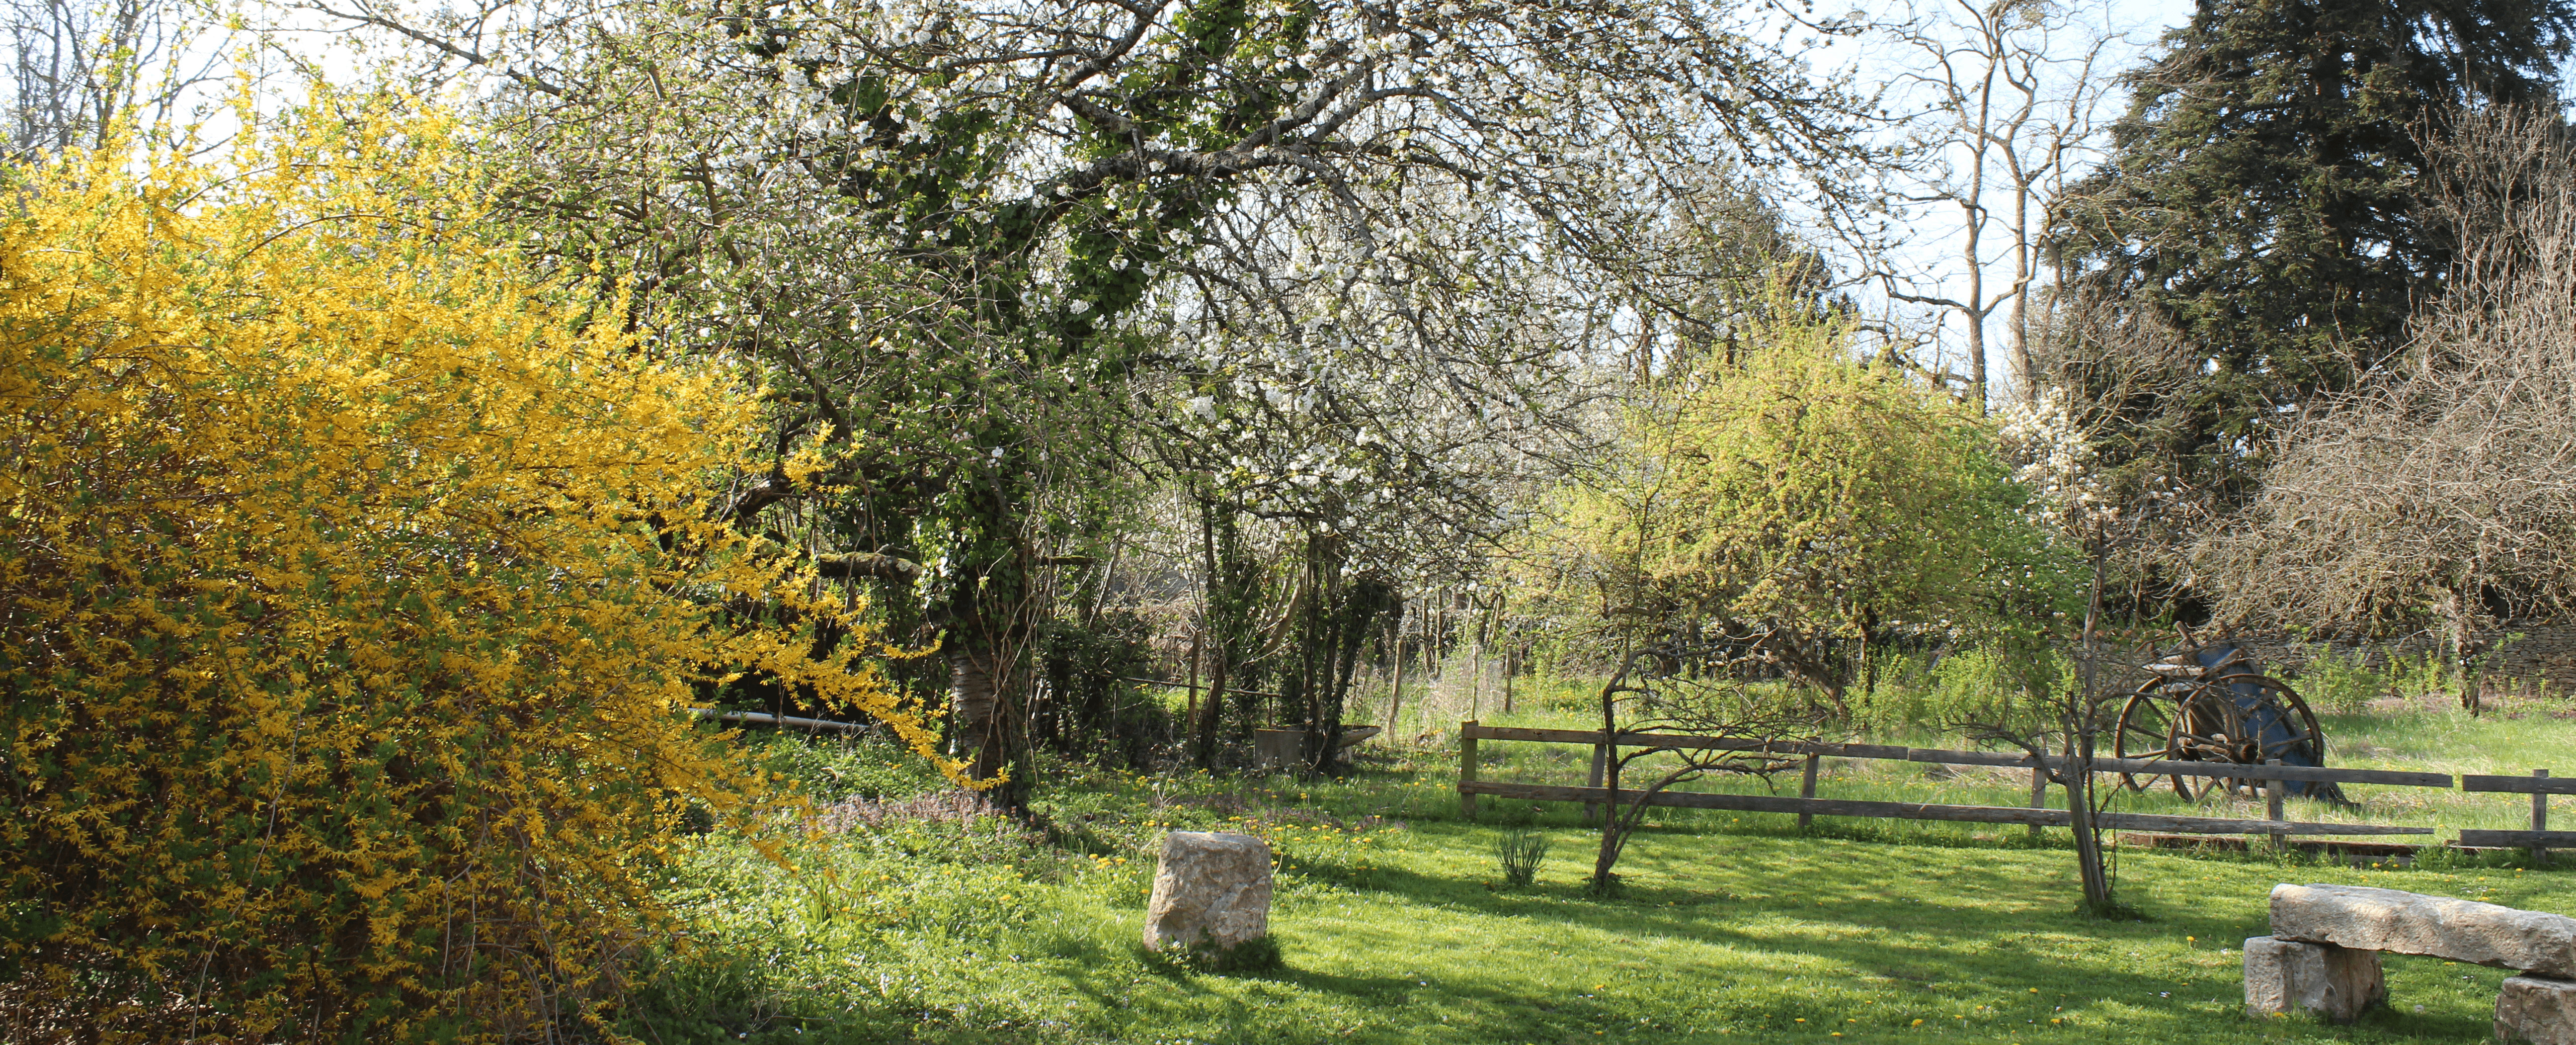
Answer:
1496 825 1551 886
1148 933 1286 973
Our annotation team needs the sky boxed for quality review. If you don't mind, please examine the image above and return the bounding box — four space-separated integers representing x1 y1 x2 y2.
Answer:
136 0 2203 409
1829 0 2200 404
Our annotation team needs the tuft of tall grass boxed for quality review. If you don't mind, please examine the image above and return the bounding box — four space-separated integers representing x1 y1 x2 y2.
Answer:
1495 825 1550 886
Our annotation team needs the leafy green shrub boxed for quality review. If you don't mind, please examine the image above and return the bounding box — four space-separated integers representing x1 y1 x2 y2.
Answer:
1034 610 1172 766
2291 645 2388 714
1855 645 2066 738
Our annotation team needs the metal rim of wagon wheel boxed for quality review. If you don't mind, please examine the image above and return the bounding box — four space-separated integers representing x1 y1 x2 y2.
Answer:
2113 681 2198 798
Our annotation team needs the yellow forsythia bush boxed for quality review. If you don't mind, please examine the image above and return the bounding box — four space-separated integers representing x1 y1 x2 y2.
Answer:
0 97 956 1040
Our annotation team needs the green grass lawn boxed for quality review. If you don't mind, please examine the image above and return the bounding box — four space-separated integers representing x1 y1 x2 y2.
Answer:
622 718 2576 1045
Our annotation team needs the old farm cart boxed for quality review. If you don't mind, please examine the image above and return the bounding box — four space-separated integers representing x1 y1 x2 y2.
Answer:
2113 643 2341 803
1455 721 2568 848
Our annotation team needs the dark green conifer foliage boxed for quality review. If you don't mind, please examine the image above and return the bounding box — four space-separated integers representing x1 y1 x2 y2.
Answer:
2050 0 2575 489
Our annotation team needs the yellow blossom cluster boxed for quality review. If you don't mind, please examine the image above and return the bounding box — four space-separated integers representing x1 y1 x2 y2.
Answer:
0 95 958 1040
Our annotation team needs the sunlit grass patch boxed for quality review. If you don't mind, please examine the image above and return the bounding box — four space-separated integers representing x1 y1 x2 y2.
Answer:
620 716 2576 1044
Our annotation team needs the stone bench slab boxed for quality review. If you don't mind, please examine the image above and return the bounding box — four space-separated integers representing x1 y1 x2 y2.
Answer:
2271 883 2576 977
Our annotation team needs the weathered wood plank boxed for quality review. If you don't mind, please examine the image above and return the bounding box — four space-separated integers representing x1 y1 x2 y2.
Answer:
2100 760 2451 789
2458 830 2576 848
1907 748 2451 788
1460 724 1905 760
2462 775 2576 795
1459 725 2452 787
1458 781 2432 835
1905 748 2038 769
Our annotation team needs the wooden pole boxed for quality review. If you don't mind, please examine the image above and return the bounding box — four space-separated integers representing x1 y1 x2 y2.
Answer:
2535 769 2551 868
2027 766 2048 840
2266 758 2286 852
1797 754 1822 830
1387 616 1406 742
1585 743 1608 825
1459 719 1480 818
1184 630 1201 739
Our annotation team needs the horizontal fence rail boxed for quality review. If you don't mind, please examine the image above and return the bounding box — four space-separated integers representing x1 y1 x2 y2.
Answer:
2463 774 2576 795
1455 721 2557 856
1462 781 2433 836
1460 724 2455 788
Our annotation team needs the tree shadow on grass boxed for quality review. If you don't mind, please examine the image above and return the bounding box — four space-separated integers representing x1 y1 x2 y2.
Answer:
1293 827 2519 1043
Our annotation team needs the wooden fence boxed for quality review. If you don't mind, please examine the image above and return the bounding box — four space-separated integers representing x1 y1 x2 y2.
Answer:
1455 721 2569 859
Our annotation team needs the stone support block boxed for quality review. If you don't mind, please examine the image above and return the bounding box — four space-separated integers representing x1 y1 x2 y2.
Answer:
1142 831 1273 954
2243 935 2386 1023
2271 883 2576 976
2498 975 2576 1045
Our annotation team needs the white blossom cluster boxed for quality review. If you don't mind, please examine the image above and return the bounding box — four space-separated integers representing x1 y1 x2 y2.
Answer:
1994 389 2103 532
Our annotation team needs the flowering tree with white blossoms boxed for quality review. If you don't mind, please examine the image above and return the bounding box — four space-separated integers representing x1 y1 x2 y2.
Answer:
292 0 1892 789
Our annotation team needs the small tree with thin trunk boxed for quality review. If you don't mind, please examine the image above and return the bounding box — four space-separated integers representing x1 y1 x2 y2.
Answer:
1588 640 1828 894
1980 359 2186 916
1955 542 2146 917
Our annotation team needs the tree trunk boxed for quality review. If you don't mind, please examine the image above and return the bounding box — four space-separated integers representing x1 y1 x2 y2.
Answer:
1195 658 1228 769
2448 588 2479 717
1386 613 1407 739
1193 498 1228 769
948 628 1012 784
2066 735 2113 912
2068 541 2115 913
1590 663 1627 893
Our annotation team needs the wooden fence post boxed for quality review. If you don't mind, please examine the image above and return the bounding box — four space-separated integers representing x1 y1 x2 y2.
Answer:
2027 765 2048 841
2266 759 2286 852
2535 769 2551 868
1584 742 1607 825
1796 753 1821 830
1459 720 1479 819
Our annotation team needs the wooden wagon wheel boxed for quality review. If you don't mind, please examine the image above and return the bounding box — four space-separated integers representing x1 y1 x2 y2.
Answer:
2116 672 2333 802
2194 676 2339 799
2113 681 2198 799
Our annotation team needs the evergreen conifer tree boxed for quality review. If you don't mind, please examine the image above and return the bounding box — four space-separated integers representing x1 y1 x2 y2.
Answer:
2049 0 2575 490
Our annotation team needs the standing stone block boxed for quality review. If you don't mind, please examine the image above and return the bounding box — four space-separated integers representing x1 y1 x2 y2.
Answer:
2271 883 2576 976
2244 935 2387 1023
1142 831 1273 954
2500 975 2576 1045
